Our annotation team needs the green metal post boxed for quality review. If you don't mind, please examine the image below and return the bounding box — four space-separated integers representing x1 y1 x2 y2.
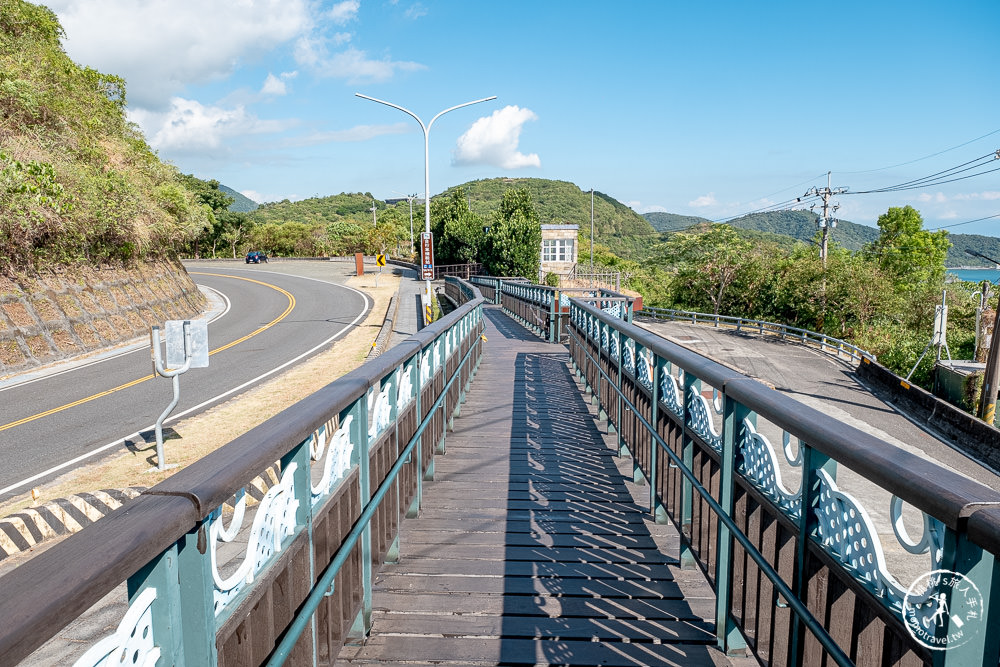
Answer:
789 441 834 664
932 531 1000 666
346 395 372 643
680 370 699 569
715 395 749 655
649 355 668 523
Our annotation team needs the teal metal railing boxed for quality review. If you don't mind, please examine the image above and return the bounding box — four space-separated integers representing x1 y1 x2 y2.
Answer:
568 297 1000 667
0 280 486 667
639 306 874 364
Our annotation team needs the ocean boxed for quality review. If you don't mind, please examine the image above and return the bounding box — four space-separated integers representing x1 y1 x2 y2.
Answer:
948 268 1000 284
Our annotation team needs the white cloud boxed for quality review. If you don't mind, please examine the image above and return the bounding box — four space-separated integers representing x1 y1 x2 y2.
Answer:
328 0 360 25
917 192 948 203
688 194 718 208
129 97 293 153
940 211 959 219
453 106 539 169
48 0 313 109
405 3 428 19
260 72 297 96
626 201 667 214
286 122 412 147
303 46 424 83
240 190 263 204
952 191 1000 201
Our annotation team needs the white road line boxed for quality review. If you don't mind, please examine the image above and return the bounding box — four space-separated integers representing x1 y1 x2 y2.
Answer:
0 274 371 498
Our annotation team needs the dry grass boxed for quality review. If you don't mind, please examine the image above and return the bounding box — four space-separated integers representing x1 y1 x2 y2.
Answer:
0 273 400 518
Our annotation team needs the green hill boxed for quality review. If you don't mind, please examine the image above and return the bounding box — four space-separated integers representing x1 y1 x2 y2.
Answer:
644 212 712 232
448 178 658 259
219 184 258 213
644 209 998 267
0 0 210 271
250 178 660 260
250 192 383 226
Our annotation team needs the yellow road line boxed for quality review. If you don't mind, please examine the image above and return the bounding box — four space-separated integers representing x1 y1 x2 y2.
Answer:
0 273 295 433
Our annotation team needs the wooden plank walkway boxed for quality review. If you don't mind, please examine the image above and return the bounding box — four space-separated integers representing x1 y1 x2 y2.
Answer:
338 307 733 666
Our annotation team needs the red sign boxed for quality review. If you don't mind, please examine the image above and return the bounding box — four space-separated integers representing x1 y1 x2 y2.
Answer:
420 232 434 280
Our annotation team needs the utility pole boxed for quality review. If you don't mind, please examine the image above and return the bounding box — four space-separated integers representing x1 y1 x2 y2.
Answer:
969 250 1000 424
370 198 377 227
802 172 847 267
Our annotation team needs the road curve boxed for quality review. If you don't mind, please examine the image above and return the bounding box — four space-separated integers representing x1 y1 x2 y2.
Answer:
635 318 1000 489
0 261 370 499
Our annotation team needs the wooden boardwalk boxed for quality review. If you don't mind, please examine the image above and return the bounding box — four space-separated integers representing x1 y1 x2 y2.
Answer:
338 308 731 666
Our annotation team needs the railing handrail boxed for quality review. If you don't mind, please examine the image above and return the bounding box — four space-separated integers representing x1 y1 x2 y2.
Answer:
638 306 875 364
0 282 487 665
575 298 1000 543
569 297 1000 665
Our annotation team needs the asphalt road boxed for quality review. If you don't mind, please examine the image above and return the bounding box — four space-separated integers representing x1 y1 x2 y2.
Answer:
0 260 370 500
636 318 1000 488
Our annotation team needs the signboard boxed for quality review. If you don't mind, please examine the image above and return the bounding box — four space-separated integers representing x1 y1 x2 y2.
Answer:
376 254 386 267
165 320 209 368
420 231 434 280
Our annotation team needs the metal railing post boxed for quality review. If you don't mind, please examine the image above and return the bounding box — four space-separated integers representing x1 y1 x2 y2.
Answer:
128 529 216 666
347 396 372 642
648 355 668 523
715 395 749 655
790 441 835 664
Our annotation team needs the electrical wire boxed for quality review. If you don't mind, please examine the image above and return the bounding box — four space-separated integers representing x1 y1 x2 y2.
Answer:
929 212 1000 231
837 128 1000 174
846 151 1000 194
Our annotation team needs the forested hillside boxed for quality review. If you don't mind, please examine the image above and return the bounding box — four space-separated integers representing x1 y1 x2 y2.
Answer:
0 0 211 270
645 209 1000 266
219 185 258 213
446 178 658 259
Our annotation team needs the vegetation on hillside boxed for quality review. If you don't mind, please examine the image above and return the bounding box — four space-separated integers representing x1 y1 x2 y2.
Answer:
647 209 998 267
218 185 258 213
0 0 211 273
642 207 968 387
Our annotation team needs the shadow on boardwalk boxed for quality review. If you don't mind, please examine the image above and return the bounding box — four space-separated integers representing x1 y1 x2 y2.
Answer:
338 308 735 666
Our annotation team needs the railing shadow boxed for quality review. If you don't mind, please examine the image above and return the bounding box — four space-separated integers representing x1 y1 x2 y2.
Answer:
498 347 718 664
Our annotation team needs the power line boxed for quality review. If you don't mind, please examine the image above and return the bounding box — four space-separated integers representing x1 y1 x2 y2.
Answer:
845 150 1000 194
837 128 1000 174
929 212 1000 231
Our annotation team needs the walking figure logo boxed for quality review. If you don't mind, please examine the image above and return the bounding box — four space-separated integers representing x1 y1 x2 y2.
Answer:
902 569 984 651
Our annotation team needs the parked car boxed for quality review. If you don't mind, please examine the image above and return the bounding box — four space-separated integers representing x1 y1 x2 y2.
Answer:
245 251 268 264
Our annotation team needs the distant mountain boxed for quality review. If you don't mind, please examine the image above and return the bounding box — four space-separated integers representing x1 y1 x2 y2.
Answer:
219 184 258 212
643 209 998 267
644 212 712 232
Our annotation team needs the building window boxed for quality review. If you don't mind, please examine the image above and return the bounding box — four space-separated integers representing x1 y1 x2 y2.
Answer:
542 239 574 262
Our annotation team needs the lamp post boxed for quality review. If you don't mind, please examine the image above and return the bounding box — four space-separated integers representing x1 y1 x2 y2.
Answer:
356 93 497 305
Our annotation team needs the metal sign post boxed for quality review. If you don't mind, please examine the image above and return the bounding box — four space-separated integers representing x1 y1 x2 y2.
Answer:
420 232 435 323
150 320 209 471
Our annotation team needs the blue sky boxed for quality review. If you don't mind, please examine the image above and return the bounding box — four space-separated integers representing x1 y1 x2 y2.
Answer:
46 0 1000 236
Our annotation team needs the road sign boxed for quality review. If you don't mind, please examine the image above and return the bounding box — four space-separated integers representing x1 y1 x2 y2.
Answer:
420 232 434 280
376 254 386 267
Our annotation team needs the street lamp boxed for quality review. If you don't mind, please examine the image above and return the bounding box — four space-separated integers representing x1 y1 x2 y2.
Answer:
392 190 423 257
355 93 497 305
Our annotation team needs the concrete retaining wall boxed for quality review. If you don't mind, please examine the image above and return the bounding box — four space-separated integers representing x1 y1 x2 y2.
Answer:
0 258 205 377
856 356 1000 471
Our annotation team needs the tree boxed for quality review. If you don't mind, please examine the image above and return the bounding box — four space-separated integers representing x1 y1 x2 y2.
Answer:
481 188 542 279
866 205 950 290
660 223 756 315
431 187 483 264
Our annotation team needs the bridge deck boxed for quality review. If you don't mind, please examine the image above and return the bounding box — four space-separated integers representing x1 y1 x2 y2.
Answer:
337 308 731 666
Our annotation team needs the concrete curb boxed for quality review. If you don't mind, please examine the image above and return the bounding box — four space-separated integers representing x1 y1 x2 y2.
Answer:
0 487 145 561
0 463 282 563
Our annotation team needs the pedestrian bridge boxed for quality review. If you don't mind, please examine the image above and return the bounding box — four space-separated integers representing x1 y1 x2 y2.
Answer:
2 278 999 667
